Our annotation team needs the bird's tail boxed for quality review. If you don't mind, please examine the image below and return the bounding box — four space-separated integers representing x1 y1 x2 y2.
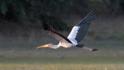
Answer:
77 11 96 26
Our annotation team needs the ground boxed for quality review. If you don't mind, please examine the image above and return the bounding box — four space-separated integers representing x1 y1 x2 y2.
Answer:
0 38 124 70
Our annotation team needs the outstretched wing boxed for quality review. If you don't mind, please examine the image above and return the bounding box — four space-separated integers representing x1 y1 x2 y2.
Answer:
67 11 96 45
42 21 71 43
48 29 72 43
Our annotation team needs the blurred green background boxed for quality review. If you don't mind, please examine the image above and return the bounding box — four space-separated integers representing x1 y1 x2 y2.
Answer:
0 0 124 68
0 0 124 47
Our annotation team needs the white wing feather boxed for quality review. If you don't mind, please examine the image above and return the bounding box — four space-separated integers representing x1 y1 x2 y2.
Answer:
67 26 80 45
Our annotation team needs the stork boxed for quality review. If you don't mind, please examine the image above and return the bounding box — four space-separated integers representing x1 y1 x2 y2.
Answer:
37 11 98 51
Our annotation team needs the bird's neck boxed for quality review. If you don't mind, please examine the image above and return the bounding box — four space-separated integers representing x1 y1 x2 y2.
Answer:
50 45 60 49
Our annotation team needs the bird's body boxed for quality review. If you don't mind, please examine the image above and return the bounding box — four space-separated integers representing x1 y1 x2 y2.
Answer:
37 39 73 49
37 11 98 51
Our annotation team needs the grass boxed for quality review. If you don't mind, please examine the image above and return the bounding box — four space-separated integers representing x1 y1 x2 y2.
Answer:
0 63 124 70
0 37 124 70
0 55 124 64
0 49 124 70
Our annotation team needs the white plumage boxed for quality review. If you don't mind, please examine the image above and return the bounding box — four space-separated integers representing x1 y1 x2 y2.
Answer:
67 26 80 45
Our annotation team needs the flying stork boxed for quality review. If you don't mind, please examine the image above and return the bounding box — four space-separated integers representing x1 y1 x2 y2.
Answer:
37 11 98 51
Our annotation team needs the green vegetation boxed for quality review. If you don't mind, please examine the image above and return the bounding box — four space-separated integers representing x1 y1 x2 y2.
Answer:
0 64 124 70
0 39 124 64
0 56 124 64
0 46 124 70
0 1 124 69
0 0 124 31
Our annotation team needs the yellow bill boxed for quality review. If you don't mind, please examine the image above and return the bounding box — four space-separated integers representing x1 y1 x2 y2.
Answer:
36 44 52 48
